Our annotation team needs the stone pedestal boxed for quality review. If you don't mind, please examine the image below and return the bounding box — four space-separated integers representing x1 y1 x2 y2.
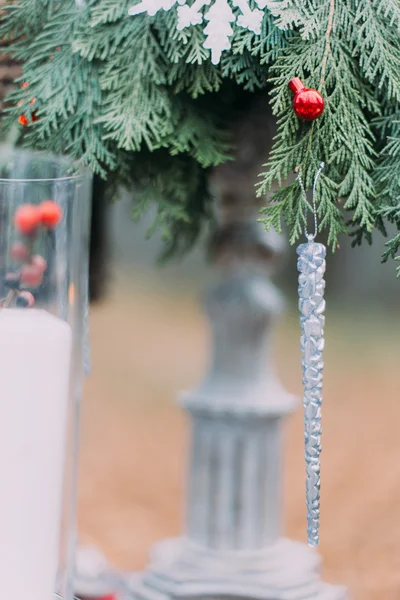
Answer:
127 265 348 600
129 538 346 600
182 274 293 551
74 544 124 598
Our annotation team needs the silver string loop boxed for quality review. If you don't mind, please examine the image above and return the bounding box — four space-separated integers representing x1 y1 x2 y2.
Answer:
297 161 325 241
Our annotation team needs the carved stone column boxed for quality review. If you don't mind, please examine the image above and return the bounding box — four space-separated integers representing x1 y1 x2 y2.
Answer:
183 258 292 552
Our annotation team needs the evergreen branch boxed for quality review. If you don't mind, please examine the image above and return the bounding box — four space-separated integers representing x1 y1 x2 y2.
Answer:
353 0 400 101
155 97 232 167
373 0 400 34
90 0 130 26
1 0 399 262
98 20 173 151
319 0 334 90
257 0 379 247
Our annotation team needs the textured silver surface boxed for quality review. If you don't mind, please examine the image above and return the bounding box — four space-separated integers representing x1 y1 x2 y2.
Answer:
297 238 326 547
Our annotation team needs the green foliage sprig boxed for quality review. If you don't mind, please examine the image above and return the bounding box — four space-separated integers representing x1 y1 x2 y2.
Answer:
1 0 399 266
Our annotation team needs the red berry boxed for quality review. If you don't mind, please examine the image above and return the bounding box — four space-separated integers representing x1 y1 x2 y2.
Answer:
14 205 41 235
20 264 43 288
29 99 39 122
18 112 38 126
17 291 35 308
31 254 47 273
10 242 30 262
39 201 62 228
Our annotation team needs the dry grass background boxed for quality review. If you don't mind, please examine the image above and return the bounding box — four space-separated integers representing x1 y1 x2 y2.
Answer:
78 268 400 600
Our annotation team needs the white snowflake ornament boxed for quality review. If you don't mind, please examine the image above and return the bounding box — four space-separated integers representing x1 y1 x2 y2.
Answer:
233 0 263 34
203 0 235 64
128 0 266 63
129 0 178 17
177 0 211 29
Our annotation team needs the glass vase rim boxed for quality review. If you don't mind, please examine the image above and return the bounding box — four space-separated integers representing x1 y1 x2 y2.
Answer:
0 145 91 183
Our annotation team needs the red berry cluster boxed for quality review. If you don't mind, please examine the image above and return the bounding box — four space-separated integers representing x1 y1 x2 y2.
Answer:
17 82 39 127
2 201 63 309
14 201 62 234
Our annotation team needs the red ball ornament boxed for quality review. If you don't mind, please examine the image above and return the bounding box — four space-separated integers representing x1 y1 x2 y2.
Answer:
288 77 324 121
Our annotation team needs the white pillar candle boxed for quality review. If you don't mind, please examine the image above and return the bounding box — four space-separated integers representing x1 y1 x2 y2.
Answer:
0 309 72 600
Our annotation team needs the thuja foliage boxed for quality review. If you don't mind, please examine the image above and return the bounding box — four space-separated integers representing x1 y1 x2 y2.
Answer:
0 0 399 265
376 112 400 275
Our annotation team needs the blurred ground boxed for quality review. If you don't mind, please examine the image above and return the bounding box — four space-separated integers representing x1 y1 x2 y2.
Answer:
78 198 400 600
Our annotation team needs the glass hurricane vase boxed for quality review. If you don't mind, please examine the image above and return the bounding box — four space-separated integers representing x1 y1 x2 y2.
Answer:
0 146 92 600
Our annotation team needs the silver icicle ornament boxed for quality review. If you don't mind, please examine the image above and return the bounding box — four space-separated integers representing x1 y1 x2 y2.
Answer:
297 237 326 547
296 161 326 547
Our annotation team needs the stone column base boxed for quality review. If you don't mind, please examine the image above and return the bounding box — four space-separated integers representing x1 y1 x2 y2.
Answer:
74 545 124 599
125 537 349 600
